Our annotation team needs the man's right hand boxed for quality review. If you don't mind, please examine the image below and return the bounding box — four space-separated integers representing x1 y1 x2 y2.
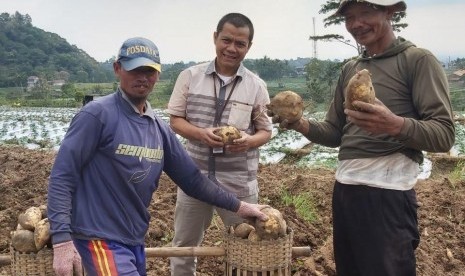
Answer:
271 116 307 133
236 201 269 221
200 127 224 147
52 241 83 276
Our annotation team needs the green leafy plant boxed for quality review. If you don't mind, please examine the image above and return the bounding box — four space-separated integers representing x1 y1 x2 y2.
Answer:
449 160 465 185
281 190 317 223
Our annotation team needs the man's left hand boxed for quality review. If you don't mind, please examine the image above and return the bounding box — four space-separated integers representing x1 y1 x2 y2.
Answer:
225 132 250 152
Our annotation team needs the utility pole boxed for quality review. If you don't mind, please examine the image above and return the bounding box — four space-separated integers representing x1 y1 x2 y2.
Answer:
312 17 318 59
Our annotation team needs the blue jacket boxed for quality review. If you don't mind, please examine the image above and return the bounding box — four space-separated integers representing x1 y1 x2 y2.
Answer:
48 89 240 245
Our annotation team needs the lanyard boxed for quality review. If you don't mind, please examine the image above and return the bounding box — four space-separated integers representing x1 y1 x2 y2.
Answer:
212 74 239 126
208 74 240 182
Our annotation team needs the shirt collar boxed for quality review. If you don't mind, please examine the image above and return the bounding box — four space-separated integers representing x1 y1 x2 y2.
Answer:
206 60 245 80
119 87 156 120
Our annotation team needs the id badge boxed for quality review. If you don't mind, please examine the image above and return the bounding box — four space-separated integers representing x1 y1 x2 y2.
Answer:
213 147 224 155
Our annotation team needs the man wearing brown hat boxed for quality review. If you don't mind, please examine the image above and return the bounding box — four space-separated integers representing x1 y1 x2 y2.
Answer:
274 1 455 275
47 37 268 276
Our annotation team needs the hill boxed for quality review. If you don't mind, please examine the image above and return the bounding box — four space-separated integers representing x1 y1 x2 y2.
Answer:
0 12 114 88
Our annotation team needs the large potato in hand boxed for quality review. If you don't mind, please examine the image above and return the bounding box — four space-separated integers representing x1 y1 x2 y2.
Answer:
34 218 50 250
345 69 375 110
266 91 304 127
18 206 42 231
253 206 287 240
11 229 37 253
213 126 242 144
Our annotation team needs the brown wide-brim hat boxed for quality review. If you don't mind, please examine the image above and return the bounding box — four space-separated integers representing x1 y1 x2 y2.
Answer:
332 0 407 17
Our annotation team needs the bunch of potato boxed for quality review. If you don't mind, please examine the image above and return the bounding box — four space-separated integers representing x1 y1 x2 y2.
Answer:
10 205 51 253
231 206 287 241
214 125 242 144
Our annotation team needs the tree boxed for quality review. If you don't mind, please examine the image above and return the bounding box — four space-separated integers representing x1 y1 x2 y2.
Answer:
160 62 189 95
0 12 114 87
61 83 76 97
310 0 408 55
253 56 292 81
75 70 89 83
74 90 84 104
305 59 341 104
54 70 70 81
452 58 465 69
30 75 52 99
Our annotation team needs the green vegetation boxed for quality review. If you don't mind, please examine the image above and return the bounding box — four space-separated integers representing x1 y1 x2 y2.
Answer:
447 161 465 190
0 12 114 87
449 82 465 111
0 11 463 113
267 77 308 96
281 190 318 223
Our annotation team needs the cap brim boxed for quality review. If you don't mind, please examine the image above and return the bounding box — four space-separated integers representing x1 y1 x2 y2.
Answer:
332 0 406 17
120 57 161 72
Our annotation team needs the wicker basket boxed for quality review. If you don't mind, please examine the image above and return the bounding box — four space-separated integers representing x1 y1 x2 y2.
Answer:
10 246 85 276
224 227 293 276
10 246 54 276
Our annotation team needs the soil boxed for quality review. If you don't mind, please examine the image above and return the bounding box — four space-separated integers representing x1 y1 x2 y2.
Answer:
0 145 464 276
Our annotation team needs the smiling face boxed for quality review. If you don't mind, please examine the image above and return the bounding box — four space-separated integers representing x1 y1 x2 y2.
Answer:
343 3 395 55
113 62 159 106
213 22 252 76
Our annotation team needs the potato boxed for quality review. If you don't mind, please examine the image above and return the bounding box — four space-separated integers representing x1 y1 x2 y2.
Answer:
253 206 287 240
345 69 375 110
38 204 47 219
16 223 24 231
11 229 37 253
247 229 260 242
266 91 304 125
18 206 42 231
234 222 255 239
213 126 242 144
34 218 50 250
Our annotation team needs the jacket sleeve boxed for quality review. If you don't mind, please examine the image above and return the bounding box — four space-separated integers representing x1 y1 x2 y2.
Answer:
395 50 455 152
158 121 241 211
47 110 102 244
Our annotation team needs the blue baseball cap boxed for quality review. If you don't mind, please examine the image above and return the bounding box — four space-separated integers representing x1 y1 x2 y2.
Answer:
117 37 161 72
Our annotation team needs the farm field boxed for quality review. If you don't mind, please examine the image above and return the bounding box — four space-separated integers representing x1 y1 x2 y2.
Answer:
0 106 464 275
0 146 464 275
0 106 464 163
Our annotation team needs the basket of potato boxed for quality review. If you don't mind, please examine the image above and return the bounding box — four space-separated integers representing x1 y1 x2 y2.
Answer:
224 206 293 275
9 205 54 276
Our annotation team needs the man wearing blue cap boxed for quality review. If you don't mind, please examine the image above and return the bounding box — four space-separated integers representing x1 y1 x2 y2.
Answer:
47 37 269 276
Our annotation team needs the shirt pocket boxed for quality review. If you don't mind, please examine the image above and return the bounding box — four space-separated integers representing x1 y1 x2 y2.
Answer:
227 102 253 130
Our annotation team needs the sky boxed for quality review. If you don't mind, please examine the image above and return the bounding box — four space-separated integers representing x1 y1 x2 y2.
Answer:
2 0 465 64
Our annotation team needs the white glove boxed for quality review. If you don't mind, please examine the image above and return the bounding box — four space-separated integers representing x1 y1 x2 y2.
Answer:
53 240 83 276
236 201 269 221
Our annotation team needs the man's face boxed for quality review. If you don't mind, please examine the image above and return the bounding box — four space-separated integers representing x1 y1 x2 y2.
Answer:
213 22 251 76
113 62 159 102
343 3 392 48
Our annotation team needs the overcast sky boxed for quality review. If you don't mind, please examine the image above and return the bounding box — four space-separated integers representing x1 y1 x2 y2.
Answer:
3 0 465 64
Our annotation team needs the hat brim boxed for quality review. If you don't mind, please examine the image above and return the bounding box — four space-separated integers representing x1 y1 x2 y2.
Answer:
120 57 161 72
332 0 406 17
